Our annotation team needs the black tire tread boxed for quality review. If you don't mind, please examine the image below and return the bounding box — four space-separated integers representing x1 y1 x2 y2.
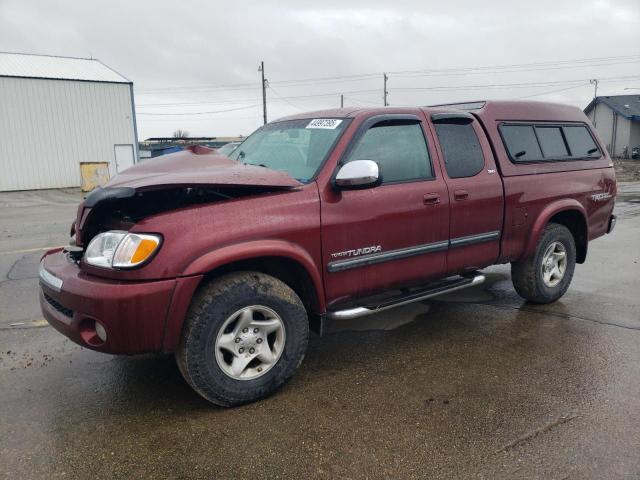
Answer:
511 223 576 304
176 271 308 407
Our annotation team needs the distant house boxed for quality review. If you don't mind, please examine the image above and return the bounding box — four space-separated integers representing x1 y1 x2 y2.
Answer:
584 95 640 158
0 52 137 191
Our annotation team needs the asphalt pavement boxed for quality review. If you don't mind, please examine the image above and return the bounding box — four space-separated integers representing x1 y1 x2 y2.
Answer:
0 185 639 479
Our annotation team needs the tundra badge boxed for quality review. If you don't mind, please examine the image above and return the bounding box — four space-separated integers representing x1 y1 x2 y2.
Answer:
591 192 612 202
331 245 382 258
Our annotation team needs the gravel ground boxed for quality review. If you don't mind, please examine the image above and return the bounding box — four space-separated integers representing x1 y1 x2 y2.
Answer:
613 158 640 182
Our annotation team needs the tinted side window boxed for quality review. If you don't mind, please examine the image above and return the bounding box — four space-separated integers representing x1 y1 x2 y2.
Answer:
434 123 484 178
536 127 569 157
348 122 432 183
501 125 543 162
500 123 601 162
563 126 599 157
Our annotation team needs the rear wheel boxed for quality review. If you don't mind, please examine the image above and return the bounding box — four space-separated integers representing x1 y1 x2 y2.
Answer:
176 271 309 406
511 223 576 304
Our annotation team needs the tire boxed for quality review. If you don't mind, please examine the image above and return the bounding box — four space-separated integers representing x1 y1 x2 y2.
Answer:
176 271 309 407
511 223 576 304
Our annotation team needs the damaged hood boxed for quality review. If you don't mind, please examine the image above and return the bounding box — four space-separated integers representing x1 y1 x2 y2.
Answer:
75 146 303 246
105 145 302 190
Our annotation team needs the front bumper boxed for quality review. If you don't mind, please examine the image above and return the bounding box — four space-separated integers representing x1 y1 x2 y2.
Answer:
39 249 177 354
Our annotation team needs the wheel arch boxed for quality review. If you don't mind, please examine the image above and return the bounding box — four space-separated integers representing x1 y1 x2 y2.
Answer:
200 256 322 314
183 240 324 312
163 242 326 351
525 201 588 263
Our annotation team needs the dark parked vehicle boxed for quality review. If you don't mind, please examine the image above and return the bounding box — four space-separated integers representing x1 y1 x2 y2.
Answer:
40 101 617 406
632 145 639 159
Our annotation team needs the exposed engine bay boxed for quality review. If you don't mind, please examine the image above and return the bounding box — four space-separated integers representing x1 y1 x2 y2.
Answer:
75 185 293 247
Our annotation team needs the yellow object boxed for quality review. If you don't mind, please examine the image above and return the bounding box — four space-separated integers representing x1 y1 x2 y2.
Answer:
80 162 110 192
131 238 159 264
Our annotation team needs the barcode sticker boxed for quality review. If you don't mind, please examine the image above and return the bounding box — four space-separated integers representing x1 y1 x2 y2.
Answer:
306 119 343 129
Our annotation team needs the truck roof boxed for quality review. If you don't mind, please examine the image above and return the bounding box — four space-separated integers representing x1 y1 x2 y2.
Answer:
276 100 589 124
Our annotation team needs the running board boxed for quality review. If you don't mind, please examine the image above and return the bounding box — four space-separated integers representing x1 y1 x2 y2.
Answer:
326 274 485 320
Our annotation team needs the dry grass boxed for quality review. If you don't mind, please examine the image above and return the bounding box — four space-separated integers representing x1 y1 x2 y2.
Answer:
613 159 640 182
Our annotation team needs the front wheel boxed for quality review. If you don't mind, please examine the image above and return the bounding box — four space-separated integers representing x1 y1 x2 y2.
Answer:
176 271 309 406
511 223 577 304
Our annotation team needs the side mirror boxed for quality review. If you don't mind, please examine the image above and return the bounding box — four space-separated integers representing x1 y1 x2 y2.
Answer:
334 160 381 190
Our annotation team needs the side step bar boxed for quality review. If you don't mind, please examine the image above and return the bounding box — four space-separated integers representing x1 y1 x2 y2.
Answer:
326 274 485 320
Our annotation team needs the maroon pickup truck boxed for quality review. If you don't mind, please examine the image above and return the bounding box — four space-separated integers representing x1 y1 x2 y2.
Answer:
39 101 616 406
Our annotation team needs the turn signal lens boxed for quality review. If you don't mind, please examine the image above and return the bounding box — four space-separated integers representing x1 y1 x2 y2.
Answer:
84 231 161 269
112 234 161 268
132 239 158 263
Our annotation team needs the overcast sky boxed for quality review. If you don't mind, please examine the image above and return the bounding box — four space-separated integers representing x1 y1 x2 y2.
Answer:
1 0 639 139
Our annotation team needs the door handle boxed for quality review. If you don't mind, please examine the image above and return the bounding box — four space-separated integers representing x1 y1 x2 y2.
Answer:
423 193 440 205
454 189 469 201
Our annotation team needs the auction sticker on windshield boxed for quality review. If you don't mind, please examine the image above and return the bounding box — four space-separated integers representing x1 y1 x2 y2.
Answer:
306 119 343 129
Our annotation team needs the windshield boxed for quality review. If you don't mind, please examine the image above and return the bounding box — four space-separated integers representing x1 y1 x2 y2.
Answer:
229 118 349 182
217 142 239 156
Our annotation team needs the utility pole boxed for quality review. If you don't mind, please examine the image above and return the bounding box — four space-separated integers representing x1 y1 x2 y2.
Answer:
340 94 344 108
589 79 599 127
590 79 599 99
259 61 267 125
383 73 389 106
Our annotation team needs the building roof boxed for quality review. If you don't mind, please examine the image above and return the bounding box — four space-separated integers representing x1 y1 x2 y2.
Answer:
584 95 640 121
0 52 130 84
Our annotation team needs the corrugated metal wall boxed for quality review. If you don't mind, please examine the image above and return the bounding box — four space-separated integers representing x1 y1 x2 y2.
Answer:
0 77 135 191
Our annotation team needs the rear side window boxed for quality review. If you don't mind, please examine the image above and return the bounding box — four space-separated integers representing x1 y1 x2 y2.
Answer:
347 121 433 183
500 125 543 161
434 123 484 178
500 123 600 162
536 127 569 157
563 126 599 157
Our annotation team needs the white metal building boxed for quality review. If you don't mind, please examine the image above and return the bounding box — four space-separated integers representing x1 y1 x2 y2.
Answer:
584 95 640 158
0 52 138 191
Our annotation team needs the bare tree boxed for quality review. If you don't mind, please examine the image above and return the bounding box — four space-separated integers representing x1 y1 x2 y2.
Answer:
173 129 189 139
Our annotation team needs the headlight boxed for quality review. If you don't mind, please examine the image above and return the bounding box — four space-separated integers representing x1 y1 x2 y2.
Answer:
84 231 161 269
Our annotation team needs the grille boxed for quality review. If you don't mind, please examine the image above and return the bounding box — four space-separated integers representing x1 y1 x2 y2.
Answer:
43 292 73 318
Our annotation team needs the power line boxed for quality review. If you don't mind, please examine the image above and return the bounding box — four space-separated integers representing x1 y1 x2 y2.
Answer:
269 57 640 86
136 89 381 109
136 104 259 116
344 96 382 106
141 115 261 122
390 75 640 92
390 56 640 77
393 59 640 79
138 98 259 107
340 97 367 107
268 85 305 111
135 75 640 115
134 54 640 94
134 76 640 121
516 83 589 99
